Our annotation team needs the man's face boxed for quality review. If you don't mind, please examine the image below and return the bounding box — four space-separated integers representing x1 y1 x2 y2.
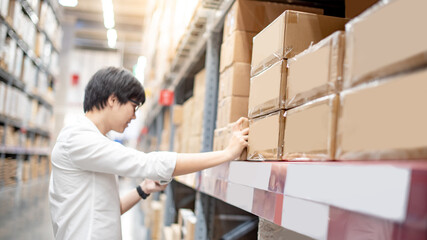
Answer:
110 100 138 133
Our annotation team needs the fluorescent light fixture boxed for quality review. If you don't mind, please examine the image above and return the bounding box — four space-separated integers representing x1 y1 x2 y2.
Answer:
59 0 78 7
134 56 147 85
107 29 117 48
102 0 115 29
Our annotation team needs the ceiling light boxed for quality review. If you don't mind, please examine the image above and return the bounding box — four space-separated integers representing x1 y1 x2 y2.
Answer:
102 0 115 29
107 29 117 48
59 0 78 7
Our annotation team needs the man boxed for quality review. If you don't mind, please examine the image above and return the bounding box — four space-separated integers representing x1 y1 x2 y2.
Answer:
49 67 248 239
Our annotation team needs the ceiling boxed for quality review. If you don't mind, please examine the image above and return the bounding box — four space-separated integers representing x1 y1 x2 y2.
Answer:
63 0 148 70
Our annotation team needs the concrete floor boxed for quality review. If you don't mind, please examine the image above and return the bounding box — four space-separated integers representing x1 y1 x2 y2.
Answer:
0 177 147 240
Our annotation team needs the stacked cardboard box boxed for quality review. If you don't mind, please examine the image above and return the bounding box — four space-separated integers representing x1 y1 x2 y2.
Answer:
172 105 183 152
3 158 17 186
178 209 197 240
30 155 38 179
159 108 171 151
5 126 19 147
247 11 348 160
38 157 48 177
335 0 427 160
163 224 180 240
217 0 323 132
150 194 167 240
286 31 345 109
176 68 206 153
283 95 339 160
22 161 30 183
344 0 427 89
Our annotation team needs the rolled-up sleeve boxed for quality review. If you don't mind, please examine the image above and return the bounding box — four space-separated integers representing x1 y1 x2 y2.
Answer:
65 130 177 181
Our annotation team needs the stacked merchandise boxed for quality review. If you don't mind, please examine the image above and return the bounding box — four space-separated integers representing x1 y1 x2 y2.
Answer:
172 104 183 152
214 0 323 159
283 31 345 160
178 69 206 154
38 156 48 176
2 157 17 186
336 0 427 160
247 10 348 160
30 155 38 179
163 208 196 240
173 69 206 186
150 194 167 240
163 224 180 240
22 160 30 183
159 108 172 151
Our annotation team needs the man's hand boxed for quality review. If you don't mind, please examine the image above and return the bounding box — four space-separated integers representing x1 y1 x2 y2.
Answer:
225 117 249 160
140 179 167 194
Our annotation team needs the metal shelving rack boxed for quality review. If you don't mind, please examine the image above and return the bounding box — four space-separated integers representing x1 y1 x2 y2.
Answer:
0 0 61 190
139 0 426 239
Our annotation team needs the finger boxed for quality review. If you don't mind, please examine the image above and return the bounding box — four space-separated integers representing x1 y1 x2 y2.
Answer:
242 135 248 141
241 127 249 135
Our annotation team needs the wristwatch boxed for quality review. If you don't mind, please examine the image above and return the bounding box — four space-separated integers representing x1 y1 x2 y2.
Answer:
136 185 150 199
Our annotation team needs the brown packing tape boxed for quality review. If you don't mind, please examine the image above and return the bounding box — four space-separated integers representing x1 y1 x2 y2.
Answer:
282 95 338 161
248 98 283 119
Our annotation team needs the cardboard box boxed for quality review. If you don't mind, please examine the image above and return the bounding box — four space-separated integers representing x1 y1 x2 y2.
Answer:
286 31 345 109
283 95 338 160
344 0 427 89
172 105 183 125
223 0 323 41
219 63 251 101
220 31 256 73
251 10 348 76
345 0 378 18
171 224 181 240
336 68 427 160
248 110 285 160
193 68 206 102
191 108 203 137
248 60 286 118
216 96 248 129
178 209 196 240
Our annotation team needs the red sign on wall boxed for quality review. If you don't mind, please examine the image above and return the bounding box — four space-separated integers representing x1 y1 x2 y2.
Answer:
71 74 79 86
159 90 174 106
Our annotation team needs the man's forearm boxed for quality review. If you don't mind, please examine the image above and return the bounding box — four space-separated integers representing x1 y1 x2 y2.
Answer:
173 150 232 176
120 188 141 215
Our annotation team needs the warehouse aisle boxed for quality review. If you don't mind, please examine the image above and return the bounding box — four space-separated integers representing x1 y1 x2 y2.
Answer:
0 177 54 240
0 177 148 240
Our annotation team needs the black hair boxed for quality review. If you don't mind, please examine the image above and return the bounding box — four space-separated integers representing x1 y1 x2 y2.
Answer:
83 66 145 113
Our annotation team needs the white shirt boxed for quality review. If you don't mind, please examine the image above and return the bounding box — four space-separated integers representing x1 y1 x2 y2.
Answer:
49 116 177 240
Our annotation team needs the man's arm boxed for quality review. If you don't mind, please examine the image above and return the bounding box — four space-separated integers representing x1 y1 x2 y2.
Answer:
173 118 249 176
120 179 167 215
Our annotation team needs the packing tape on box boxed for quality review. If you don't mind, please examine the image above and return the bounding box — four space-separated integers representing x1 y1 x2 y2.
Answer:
248 98 284 119
251 50 286 77
248 148 280 161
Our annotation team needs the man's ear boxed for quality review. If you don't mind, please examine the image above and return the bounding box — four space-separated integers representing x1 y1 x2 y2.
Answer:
107 94 117 107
